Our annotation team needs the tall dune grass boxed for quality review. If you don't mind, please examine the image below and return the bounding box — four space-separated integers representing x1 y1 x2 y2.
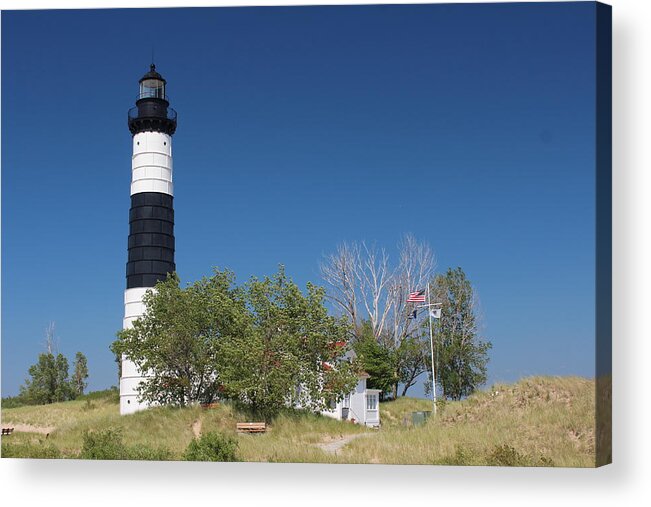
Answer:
1 376 596 466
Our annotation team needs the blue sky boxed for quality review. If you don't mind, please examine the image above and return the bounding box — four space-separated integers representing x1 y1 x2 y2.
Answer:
2 3 598 397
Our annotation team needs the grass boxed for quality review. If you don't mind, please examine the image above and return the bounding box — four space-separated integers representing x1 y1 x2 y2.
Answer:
1 376 597 466
342 376 596 467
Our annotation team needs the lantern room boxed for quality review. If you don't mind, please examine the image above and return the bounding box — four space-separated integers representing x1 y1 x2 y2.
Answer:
139 64 166 100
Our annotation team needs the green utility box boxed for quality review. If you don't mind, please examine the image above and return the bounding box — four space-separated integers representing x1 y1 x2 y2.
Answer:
411 411 432 426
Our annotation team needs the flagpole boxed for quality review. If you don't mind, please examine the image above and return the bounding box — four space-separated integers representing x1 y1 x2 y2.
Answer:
427 283 437 415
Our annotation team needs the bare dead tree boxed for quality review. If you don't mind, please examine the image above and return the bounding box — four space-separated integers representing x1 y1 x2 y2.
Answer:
357 242 394 340
321 234 435 343
321 241 398 341
44 321 57 355
321 234 437 398
320 242 361 335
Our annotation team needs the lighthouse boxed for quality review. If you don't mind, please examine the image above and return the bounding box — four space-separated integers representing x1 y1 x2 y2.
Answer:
120 65 177 415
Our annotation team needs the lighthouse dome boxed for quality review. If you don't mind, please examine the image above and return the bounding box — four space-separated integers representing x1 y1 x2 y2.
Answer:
140 63 166 83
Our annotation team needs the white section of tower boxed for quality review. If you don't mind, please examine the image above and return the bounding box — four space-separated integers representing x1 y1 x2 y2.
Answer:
131 132 173 196
120 130 173 415
120 288 153 414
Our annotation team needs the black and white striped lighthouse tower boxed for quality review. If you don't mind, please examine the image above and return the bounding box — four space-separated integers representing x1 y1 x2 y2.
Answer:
120 65 177 415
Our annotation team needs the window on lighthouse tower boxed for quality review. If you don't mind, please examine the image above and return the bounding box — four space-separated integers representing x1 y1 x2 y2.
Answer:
140 78 165 99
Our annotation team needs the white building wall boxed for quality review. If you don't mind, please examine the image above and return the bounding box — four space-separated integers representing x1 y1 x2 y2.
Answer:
320 403 341 421
349 378 368 425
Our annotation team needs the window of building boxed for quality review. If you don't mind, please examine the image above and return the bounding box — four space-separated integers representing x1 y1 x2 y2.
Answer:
343 394 350 409
366 394 378 411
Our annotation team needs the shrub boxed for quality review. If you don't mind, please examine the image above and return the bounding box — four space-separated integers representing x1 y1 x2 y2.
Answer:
485 444 555 467
437 445 473 466
183 432 239 462
486 444 529 466
1 441 62 459
1 395 28 409
81 399 97 412
80 428 127 460
79 428 171 461
76 387 119 403
127 443 173 461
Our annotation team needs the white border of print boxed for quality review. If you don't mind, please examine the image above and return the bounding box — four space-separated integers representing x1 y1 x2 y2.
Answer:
1 0 648 506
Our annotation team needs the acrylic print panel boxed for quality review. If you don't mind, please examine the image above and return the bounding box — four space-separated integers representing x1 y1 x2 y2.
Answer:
1 2 611 467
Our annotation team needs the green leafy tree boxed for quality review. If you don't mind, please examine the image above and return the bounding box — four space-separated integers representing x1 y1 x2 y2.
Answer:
20 353 56 404
396 336 429 397
429 267 492 400
72 352 89 397
353 320 396 398
111 270 250 407
353 320 429 399
20 352 72 404
217 266 359 421
54 354 73 401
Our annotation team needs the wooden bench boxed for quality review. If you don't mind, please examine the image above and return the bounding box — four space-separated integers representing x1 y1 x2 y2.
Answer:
200 402 219 410
1 427 14 436
236 422 266 434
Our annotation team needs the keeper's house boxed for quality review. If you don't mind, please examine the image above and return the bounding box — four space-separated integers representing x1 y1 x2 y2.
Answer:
320 350 381 428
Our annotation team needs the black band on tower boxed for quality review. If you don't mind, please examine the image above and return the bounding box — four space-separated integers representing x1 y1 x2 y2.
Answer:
128 98 177 136
126 192 175 289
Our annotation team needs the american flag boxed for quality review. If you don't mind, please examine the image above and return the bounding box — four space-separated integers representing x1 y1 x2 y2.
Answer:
407 290 426 303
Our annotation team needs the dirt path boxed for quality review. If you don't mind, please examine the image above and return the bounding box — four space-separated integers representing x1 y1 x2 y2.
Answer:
316 433 368 455
2 423 55 435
